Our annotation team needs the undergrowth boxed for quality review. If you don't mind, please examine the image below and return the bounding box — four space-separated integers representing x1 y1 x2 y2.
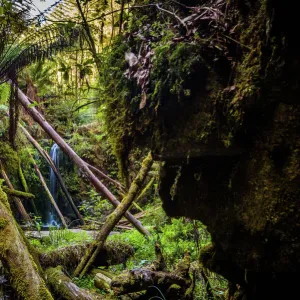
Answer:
29 229 92 252
108 205 211 272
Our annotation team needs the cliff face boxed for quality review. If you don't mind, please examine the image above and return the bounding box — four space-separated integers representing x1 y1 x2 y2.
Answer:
103 1 300 298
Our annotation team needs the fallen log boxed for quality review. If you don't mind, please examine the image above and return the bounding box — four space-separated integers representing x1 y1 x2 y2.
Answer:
0 185 53 299
2 187 35 199
17 87 149 237
38 241 134 271
94 273 111 291
111 269 189 296
19 124 85 225
90 269 114 279
45 267 104 300
74 152 153 277
111 249 192 299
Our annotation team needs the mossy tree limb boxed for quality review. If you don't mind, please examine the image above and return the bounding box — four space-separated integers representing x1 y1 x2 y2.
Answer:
2 187 35 199
0 160 32 223
18 161 29 192
18 160 39 215
74 152 153 277
45 266 104 300
0 185 53 300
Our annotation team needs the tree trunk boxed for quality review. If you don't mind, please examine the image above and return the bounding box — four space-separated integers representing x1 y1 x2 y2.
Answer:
86 162 125 193
74 152 153 277
38 241 134 271
19 124 85 225
0 161 32 223
18 160 39 215
119 0 126 34
0 186 53 300
75 0 101 74
17 87 149 237
45 267 103 300
28 153 68 228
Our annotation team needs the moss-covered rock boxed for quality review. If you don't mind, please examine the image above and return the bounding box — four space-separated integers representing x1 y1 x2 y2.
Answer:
101 0 300 299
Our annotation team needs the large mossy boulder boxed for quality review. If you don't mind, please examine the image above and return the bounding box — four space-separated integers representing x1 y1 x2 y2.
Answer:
102 1 300 298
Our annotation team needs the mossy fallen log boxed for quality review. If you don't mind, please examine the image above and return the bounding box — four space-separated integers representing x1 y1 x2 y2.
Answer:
39 241 134 271
45 266 104 300
94 273 111 291
111 269 189 297
111 250 192 299
2 187 35 199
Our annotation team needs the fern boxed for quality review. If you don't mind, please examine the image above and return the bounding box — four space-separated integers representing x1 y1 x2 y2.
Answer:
0 23 83 82
0 0 87 83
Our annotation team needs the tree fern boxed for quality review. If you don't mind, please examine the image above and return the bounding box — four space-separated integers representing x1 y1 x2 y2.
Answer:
0 0 84 83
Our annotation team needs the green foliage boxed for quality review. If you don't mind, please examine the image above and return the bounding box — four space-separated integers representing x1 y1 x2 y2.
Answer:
30 229 92 252
149 41 203 104
32 215 43 233
79 192 113 223
0 83 10 104
109 206 210 270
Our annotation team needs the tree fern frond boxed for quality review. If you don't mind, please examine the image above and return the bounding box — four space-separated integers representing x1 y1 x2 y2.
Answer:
0 23 83 82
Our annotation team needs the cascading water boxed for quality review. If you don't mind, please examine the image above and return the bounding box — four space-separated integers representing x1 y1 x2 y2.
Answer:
46 143 60 226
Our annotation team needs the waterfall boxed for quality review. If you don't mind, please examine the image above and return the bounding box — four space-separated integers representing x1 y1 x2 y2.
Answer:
50 143 60 199
47 143 60 226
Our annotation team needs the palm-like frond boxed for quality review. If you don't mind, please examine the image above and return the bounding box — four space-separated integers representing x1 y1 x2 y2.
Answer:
0 0 87 83
0 23 83 82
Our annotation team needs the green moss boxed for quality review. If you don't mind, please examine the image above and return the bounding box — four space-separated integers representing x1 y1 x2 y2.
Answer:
39 286 54 300
2 187 35 198
19 161 29 192
169 283 181 290
0 217 9 228
0 141 20 179
0 180 10 210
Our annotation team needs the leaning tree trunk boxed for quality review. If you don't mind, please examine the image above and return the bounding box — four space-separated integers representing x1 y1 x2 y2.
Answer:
45 267 104 300
85 162 125 193
17 87 149 237
0 186 53 300
19 124 85 225
74 152 153 277
0 160 32 223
